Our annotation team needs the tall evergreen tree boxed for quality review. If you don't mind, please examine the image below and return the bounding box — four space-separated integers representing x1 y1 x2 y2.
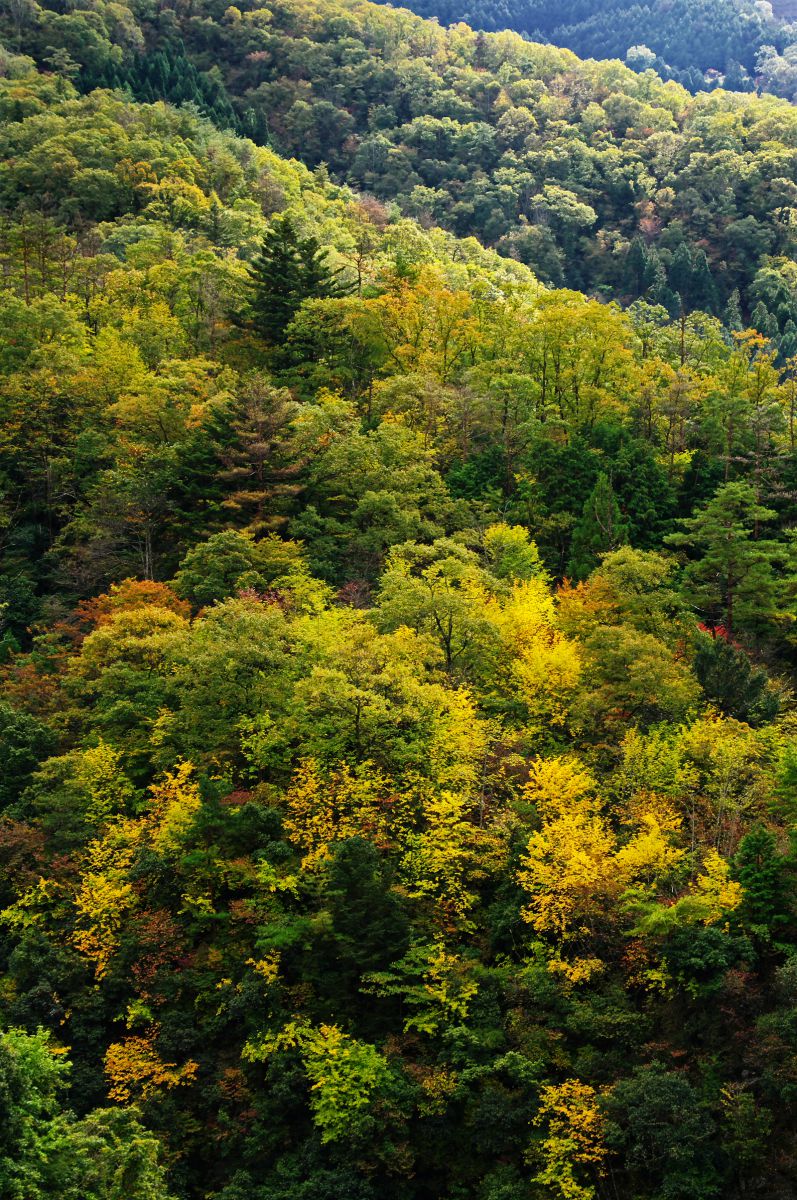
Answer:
247 215 349 343
723 288 743 332
668 242 694 307
567 472 629 579
751 300 777 340
666 481 786 640
624 237 649 297
734 826 794 933
781 319 797 362
691 249 718 314
650 254 680 318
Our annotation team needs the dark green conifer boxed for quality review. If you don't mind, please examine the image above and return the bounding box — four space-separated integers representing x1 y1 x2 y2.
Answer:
723 288 743 332
567 472 629 579
247 214 350 343
751 300 777 339
668 242 693 306
690 249 718 314
624 236 649 297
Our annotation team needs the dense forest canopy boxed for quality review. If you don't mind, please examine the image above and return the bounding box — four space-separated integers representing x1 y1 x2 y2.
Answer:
9 0 797 344
373 0 797 95
4 1 797 1198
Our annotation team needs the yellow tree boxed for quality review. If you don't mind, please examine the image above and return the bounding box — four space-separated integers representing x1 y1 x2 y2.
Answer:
514 291 637 432
488 577 582 734
400 789 503 929
366 268 480 381
518 756 685 982
71 762 202 978
146 760 202 857
105 1033 198 1104
532 1079 608 1200
71 818 143 979
283 758 385 869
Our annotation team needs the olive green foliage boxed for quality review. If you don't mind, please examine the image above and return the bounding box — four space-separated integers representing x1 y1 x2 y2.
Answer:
3 24 797 1200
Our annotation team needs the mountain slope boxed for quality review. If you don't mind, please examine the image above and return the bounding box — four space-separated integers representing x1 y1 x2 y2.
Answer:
372 0 786 92
4 26 797 1200
8 0 797 338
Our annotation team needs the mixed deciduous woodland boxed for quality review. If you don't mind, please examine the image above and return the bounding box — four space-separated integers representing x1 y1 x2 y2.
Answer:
3 1 797 1197
373 0 797 96
11 0 797 315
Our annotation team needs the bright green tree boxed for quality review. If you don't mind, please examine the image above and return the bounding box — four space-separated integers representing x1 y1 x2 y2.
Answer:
0 1027 174 1200
666 481 787 640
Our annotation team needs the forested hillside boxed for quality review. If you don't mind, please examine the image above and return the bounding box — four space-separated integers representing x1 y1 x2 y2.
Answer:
9 0 797 347
4 3 797 1198
374 0 797 94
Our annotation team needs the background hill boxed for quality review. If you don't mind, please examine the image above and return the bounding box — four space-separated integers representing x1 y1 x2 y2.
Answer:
8 0 797 345
375 0 797 95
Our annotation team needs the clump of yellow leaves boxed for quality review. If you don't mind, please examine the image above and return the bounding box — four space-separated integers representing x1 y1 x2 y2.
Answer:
497 579 582 733
284 758 390 870
105 1032 198 1103
694 849 744 923
400 789 503 929
246 952 281 984
148 761 202 856
531 1078 608 1200
71 825 139 980
517 755 731 984
71 741 135 826
418 1066 458 1115
70 761 203 979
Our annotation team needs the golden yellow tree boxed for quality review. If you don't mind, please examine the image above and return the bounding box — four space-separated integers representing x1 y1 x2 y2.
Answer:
518 756 686 983
532 1079 608 1200
71 820 142 980
105 1033 199 1103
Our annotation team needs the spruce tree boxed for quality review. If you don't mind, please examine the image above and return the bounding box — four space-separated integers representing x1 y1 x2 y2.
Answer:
650 255 680 318
624 237 649 297
668 242 694 307
247 214 349 343
751 301 777 340
723 288 743 332
690 250 718 314
734 826 793 932
567 472 630 579
694 635 779 724
780 319 797 362
211 376 304 533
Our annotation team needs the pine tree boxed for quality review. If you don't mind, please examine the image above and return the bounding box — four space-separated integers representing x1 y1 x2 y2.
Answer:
668 242 693 307
624 237 649 297
751 301 777 340
666 481 785 640
247 215 349 343
212 376 304 533
650 255 679 318
734 826 793 932
690 250 718 314
780 319 797 362
693 635 779 724
724 59 749 91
